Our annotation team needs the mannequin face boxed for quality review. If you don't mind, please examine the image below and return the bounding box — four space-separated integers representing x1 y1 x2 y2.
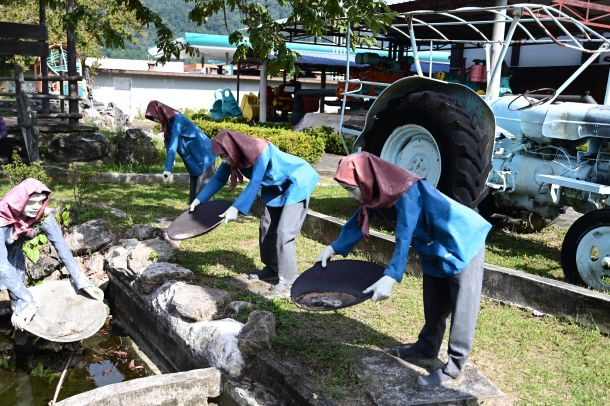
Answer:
23 193 46 218
338 181 363 203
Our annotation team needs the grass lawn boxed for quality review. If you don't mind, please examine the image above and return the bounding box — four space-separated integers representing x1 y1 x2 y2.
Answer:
0 179 608 404
179 216 609 405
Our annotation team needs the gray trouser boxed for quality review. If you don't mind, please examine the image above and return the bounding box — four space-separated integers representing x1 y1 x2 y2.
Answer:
189 164 215 203
259 199 309 284
414 247 485 377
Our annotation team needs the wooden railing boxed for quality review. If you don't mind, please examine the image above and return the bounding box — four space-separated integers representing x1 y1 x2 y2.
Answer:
0 66 83 162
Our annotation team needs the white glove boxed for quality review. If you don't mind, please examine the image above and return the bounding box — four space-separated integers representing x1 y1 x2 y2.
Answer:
11 304 37 330
363 275 397 302
189 198 201 213
219 206 239 224
316 245 336 268
162 170 171 179
82 286 104 301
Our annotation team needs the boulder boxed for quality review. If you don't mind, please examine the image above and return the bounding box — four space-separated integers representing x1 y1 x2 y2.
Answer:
150 282 245 377
26 244 60 280
169 283 231 322
66 219 114 253
110 129 159 165
138 263 193 294
125 224 165 241
229 301 255 314
238 311 276 355
127 239 176 275
48 132 110 162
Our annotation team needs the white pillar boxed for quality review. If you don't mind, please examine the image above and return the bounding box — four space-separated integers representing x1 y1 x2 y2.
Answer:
604 69 610 106
489 0 508 100
259 62 267 122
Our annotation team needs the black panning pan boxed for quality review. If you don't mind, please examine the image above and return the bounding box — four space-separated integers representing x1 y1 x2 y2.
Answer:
291 259 385 311
168 200 233 240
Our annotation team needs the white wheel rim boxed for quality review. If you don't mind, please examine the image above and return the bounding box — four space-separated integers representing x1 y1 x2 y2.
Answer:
380 124 442 186
575 226 610 291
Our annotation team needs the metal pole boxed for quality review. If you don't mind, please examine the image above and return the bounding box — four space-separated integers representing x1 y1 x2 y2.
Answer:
489 0 508 101
66 0 78 125
259 61 267 122
604 69 610 106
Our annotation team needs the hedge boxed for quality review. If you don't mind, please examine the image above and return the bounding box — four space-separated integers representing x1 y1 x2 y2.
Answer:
192 118 325 164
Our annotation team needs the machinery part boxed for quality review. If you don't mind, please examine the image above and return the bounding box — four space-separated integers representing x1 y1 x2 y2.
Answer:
507 88 556 111
561 209 610 291
363 91 492 208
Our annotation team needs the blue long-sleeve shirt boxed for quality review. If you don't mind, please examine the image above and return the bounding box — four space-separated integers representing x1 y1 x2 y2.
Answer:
164 114 215 176
0 214 92 313
331 180 491 280
196 143 320 214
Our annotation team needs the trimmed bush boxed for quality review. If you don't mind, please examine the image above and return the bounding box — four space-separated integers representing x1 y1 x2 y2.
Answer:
192 118 325 164
303 126 354 155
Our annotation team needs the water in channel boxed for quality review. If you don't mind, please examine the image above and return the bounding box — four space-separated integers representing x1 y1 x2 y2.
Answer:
0 316 152 405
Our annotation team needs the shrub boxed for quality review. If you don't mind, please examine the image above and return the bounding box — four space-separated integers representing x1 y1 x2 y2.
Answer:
1 150 51 186
192 118 325 163
303 126 354 155
66 163 97 209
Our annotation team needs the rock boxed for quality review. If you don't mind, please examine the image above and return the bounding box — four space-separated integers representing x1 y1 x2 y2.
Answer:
0 334 13 352
229 301 255 314
127 239 176 275
0 290 10 317
105 245 131 277
85 253 108 289
190 319 245 377
150 282 245 376
26 244 60 280
169 283 231 322
125 224 165 241
43 269 63 282
110 129 160 165
138 263 193 294
222 379 281 406
66 219 114 253
48 132 110 162
238 311 276 355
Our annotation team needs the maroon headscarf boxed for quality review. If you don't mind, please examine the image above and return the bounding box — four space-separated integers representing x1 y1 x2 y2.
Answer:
145 101 181 140
334 152 421 239
0 178 51 240
212 130 269 190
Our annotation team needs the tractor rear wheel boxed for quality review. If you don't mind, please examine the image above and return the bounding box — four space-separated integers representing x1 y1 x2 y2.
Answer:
362 91 492 208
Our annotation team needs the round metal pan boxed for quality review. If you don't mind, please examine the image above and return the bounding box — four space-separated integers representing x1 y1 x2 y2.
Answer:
24 280 108 342
167 200 233 240
291 259 385 311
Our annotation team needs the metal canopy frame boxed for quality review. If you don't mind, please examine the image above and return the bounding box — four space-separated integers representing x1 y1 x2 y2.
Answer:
336 3 610 152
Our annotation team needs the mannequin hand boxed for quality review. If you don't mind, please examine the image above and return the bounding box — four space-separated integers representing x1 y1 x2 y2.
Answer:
219 206 239 224
82 286 104 301
316 245 336 268
162 170 171 179
11 305 37 330
363 275 397 302
189 198 201 213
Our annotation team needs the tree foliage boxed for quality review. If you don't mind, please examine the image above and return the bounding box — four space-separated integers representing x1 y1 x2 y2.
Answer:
1 0 395 75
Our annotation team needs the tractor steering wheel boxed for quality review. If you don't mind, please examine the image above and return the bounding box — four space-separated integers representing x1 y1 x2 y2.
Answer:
507 88 556 111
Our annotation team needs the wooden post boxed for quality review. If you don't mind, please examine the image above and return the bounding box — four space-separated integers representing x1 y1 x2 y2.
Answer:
14 66 39 162
66 0 79 126
39 2 50 114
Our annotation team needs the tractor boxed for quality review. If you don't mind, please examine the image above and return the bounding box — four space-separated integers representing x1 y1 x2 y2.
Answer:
339 3 610 291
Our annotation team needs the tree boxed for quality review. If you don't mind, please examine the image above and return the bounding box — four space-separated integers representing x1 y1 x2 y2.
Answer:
1 0 395 75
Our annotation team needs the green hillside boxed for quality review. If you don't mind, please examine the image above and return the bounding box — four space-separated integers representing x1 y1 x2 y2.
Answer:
103 0 290 60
